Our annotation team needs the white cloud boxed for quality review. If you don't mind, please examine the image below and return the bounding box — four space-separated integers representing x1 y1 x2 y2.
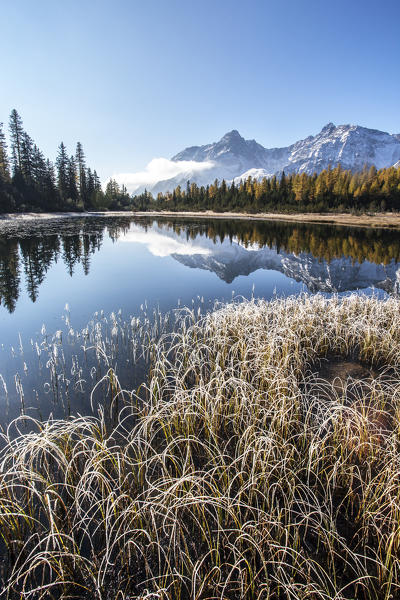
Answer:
120 227 212 258
108 158 215 194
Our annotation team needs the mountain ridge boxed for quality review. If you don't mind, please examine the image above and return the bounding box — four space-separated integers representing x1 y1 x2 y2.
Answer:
145 123 400 195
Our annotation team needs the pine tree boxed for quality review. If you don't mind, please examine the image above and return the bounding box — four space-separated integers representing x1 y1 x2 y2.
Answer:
90 169 105 208
279 171 287 202
20 132 34 184
56 142 69 202
93 170 102 192
105 178 120 201
75 142 87 207
67 156 79 204
32 145 46 191
0 122 10 183
9 109 24 175
0 122 15 211
44 160 58 209
86 167 95 206
45 160 57 191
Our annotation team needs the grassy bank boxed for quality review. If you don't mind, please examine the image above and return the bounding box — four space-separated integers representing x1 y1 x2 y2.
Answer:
134 210 400 230
1 295 400 599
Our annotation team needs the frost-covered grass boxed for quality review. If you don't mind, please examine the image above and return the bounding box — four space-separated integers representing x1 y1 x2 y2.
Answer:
0 301 176 428
1 294 400 599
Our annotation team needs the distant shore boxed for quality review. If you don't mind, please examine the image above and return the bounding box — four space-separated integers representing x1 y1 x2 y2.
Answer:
134 210 400 229
2 210 400 229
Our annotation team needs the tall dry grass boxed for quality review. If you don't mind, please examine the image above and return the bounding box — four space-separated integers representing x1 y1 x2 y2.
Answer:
1 294 400 599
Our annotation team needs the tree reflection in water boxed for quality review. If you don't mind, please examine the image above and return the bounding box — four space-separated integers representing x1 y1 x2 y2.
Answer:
1 215 400 313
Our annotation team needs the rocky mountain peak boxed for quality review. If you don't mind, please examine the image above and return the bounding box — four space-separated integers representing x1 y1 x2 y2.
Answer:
221 129 243 142
142 122 400 195
320 122 336 133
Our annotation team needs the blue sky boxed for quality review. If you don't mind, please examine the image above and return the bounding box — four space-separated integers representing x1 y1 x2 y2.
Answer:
1 0 399 181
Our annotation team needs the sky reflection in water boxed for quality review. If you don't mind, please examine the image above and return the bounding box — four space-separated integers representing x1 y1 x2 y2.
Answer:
0 215 398 424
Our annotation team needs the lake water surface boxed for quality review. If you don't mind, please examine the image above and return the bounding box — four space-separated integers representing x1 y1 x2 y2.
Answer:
1 215 399 426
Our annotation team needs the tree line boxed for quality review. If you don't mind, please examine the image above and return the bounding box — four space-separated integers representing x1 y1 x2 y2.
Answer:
2 109 400 214
133 164 400 214
156 217 400 265
0 110 130 212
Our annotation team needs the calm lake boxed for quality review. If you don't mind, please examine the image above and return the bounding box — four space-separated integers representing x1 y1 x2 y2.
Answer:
1 214 399 427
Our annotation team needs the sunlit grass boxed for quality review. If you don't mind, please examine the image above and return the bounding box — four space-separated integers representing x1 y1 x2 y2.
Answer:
1 294 400 598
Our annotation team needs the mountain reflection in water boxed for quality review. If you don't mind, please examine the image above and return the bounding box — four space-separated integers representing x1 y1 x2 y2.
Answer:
1 215 400 314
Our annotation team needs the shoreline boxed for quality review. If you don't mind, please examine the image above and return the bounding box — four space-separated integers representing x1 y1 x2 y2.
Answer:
1 209 400 229
0 210 132 222
134 210 400 229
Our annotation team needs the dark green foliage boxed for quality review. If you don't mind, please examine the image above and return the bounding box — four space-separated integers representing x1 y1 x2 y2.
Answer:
56 141 69 204
103 178 131 209
67 155 79 205
0 123 10 183
0 122 15 212
8 109 24 175
0 237 20 312
0 110 110 213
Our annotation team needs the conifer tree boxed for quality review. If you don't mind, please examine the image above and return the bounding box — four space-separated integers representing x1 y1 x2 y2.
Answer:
0 122 14 211
32 145 46 191
67 156 79 204
56 142 69 202
75 142 87 206
105 178 120 201
0 123 10 184
86 167 95 204
20 132 34 184
9 109 24 174
44 159 58 208
93 170 102 192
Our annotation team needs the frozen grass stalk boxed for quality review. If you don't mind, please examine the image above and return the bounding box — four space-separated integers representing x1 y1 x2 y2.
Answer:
0 294 400 598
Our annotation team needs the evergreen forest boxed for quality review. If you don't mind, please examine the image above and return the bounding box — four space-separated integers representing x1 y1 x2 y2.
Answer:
0 110 131 212
1 109 400 215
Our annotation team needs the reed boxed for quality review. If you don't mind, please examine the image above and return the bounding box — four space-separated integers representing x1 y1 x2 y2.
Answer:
1 294 400 599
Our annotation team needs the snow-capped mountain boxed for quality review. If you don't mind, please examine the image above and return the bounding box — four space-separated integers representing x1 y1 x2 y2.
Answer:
145 124 400 195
